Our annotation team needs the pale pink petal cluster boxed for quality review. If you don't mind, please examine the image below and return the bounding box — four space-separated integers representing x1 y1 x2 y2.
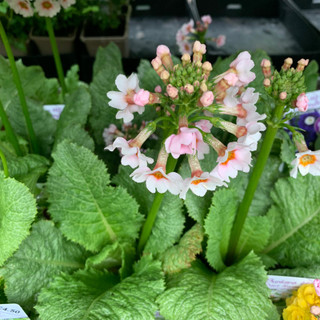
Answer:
237 121 266 151
107 74 144 123
215 35 226 48
180 172 225 200
8 0 34 17
165 127 209 159
34 0 61 17
130 166 183 194
290 150 320 178
102 124 118 146
134 89 150 106
195 120 212 133
59 0 75 9
211 142 252 182
201 15 212 26
295 93 308 112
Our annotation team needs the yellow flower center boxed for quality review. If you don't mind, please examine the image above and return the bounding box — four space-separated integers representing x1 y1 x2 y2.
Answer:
42 1 53 9
18 1 29 9
152 171 167 180
299 154 316 167
221 150 236 165
191 178 208 185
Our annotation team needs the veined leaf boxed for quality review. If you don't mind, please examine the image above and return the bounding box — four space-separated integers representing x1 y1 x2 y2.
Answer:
0 175 37 267
47 141 143 252
263 175 320 267
36 256 165 320
162 224 204 274
158 252 279 320
113 165 185 256
0 221 88 311
270 265 320 279
54 87 94 151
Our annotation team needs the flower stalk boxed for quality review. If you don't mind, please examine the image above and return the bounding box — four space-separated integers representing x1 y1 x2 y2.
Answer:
45 17 67 96
0 99 23 156
225 102 285 265
0 20 39 154
0 148 9 178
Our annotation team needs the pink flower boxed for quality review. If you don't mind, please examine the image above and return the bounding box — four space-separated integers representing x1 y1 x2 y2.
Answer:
224 73 238 86
237 121 266 151
134 89 150 106
216 35 226 48
8 0 34 17
154 85 162 93
181 20 194 34
34 0 61 17
180 172 225 200
166 85 179 99
130 166 183 195
200 91 214 107
195 120 213 133
290 150 320 178
201 15 212 26
229 51 256 86
296 93 308 112
314 279 320 297
178 40 193 55
311 306 320 316
165 127 209 159
211 142 252 182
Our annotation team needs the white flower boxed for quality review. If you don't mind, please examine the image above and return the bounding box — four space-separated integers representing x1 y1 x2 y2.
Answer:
102 124 118 146
290 150 320 178
8 0 34 17
107 73 144 123
59 0 75 9
131 166 183 194
180 172 225 200
237 121 266 151
211 142 252 182
223 86 239 108
34 0 61 17
105 137 153 168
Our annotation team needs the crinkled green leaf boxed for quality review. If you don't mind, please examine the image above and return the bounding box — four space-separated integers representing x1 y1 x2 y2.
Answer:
158 252 279 320
65 64 88 94
270 265 320 279
204 189 238 272
278 131 296 167
36 256 165 320
0 277 6 303
113 165 185 256
54 87 94 151
263 175 320 267
304 60 319 92
47 141 143 252
162 224 204 274
0 221 88 311
89 44 123 145
0 176 37 267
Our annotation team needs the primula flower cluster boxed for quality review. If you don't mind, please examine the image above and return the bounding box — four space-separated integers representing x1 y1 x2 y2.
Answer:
283 281 320 320
106 41 265 199
5 0 75 18
176 15 226 55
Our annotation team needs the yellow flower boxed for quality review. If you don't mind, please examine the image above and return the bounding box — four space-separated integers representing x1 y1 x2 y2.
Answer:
297 284 320 306
283 304 311 320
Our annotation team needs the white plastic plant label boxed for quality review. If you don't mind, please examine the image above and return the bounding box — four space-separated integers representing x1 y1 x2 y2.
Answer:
306 90 320 111
266 275 315 300
0 304 29 319
43 104 65 120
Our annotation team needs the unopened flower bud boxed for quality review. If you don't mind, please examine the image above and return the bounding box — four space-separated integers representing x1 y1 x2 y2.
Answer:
202 61 212 73
200 81 208 92
224 73 238 86
160 70 170 83
200 91 214 107
184 84 194 94
295 92 308 112
193 80 200 87
260 59 271 78
157 44 173 70
151 57 165 76
279 91 287 100
134 89 150 106
193 41 206 62
166 84 179 99
181 54 191 67
154 85 162 93
296 58 309 72
282 57 293 70
195 61 202 68
263 78 271 87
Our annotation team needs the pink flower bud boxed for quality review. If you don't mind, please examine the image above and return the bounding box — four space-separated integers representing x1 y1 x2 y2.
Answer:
200 91 214 107
314 279 320 297
156 45 171 58
134 89 150 106
282 57 293 70
296 58 309 71
193 41 206 54
216 35 226 48
296 93 308 112
181 53 191 65
263 78 271 87
260 59 271 68
224 73 238 86
151 56 162 69
201 15 212 25
279 92 287 100
202 61 213 73
154 85 162 93
184 84 194 94
166 84 179 99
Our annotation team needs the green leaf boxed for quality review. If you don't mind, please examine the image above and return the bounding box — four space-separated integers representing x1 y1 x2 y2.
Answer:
158 252 279 320
137 59 162 92
204 189 238 272
279 130 296 167
304 60 319 92
54 87 94 151
263 175 320 267
0 277 6 303
0 176 37 267
89 44 123 145
36 256 165 320
113 165 185 256
0 221 88 312
65 64 88 94
47 141 143 252
270 265 320 279
162 224 204 274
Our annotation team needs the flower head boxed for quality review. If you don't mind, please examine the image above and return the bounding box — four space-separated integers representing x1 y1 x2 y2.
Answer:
8 0 34 17
59 0 75 9
34 0 61 17
296 93 309 112
290 150 320 178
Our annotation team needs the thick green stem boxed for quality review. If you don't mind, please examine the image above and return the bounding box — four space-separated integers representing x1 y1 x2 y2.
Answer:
45 18 67 96
137 155 178 254
225 103 285 265
0 99 23 156
0 21 39 154
0 149 9 178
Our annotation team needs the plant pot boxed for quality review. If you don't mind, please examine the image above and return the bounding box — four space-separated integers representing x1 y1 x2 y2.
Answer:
0 38 29 57
80 6 131 58
29 28 77 55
